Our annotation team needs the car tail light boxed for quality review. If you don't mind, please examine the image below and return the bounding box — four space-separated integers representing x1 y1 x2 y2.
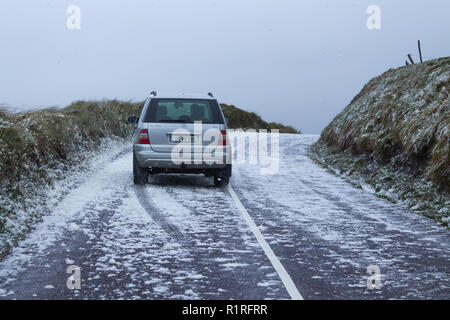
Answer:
138 129 150 144
219 130 227 146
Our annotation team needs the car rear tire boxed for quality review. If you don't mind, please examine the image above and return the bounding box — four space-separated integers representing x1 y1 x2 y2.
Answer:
133 152 148 185
214 175 229 187
213 165 231 187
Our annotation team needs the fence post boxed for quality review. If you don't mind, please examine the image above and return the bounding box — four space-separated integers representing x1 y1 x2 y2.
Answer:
418 40 423 63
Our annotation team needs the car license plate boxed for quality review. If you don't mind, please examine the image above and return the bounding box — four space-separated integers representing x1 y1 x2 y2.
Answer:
170 134 200 143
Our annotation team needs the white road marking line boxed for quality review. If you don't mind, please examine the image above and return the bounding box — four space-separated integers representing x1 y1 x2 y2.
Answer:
227 185 304 300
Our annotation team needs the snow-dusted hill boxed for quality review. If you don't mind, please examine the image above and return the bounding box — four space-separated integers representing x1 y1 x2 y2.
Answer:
311 57 449 225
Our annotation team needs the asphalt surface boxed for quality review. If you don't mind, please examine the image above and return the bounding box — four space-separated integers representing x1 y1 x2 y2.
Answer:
0 134 448 299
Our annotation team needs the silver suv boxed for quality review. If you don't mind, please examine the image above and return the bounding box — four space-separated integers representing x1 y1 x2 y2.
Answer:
128 93 232 186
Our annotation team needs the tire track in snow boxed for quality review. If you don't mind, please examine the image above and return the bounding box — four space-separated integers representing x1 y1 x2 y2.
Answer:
136 175 291 299
134 185 188 245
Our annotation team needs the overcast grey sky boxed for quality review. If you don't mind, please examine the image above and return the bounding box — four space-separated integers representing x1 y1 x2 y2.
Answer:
0 0 449 133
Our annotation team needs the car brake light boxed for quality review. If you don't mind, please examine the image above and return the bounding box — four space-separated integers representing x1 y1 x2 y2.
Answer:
138 129 150 144
219 130 227 146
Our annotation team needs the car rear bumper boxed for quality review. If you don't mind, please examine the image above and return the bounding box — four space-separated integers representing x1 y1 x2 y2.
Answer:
134 144 231 169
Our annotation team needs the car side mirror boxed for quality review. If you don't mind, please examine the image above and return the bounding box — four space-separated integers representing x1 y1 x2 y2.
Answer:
127 116 139 124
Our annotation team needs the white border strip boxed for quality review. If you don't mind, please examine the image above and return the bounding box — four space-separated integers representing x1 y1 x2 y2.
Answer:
227 185 304 300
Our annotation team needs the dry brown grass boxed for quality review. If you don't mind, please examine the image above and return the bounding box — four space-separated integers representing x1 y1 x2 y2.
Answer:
314 57 450 189
221 104 299 133
311 57 449 225
0 100 143 199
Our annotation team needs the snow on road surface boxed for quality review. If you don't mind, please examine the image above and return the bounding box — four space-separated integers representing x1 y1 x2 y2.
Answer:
0 134 448 299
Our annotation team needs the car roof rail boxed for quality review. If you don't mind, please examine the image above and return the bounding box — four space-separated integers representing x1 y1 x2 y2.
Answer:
207 92 214 97
150 91 157 97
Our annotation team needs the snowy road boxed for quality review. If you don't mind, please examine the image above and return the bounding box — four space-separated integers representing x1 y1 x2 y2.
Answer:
0 134 448 299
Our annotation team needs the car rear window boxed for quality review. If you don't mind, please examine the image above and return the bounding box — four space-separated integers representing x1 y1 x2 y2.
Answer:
144 99 224 124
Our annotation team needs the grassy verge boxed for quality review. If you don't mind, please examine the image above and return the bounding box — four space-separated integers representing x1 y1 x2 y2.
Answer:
310 143 449 226
221 104 299 133
0 100 143 257
310 57 449 226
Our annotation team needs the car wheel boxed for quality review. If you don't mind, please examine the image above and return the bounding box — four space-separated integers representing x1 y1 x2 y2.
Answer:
133 152 148 185
213 165 231 187
213 175 229 187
